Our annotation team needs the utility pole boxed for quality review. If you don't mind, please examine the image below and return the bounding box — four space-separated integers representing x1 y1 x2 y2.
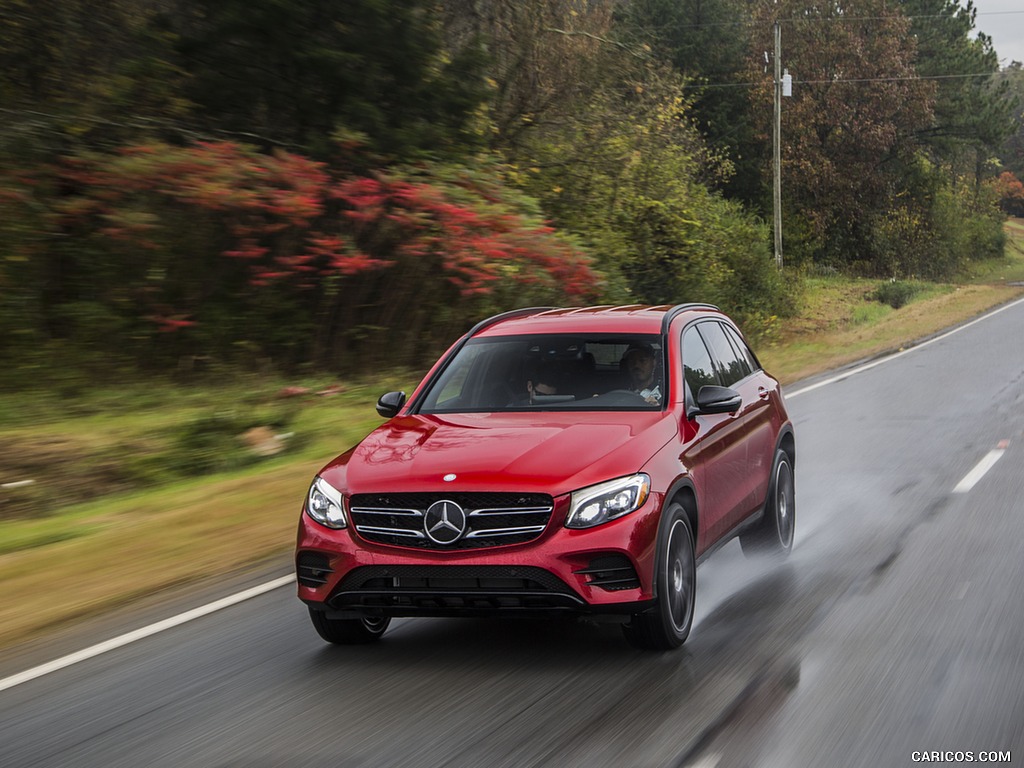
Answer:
773 20 783 271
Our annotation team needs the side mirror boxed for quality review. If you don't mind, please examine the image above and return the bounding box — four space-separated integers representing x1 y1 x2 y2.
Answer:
376 391 406 418
688 385 742 419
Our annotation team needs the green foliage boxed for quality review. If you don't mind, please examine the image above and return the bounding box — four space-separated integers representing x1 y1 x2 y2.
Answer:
864 154 1006 280
441 0 626 155
0 0 187 158
850 301 891 326
162 405 296 477
929 176 1006 272
871 280 920 309
897 0 1015 155
997 64 1024 180
176 0 489 160
509 68 795 339
0 374 328 520
620 0 761 202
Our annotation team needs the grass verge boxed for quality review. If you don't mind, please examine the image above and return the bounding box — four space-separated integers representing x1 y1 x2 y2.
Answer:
1 224 1023 650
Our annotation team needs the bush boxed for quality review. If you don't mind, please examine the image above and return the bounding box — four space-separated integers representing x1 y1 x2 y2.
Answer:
871 280 919 309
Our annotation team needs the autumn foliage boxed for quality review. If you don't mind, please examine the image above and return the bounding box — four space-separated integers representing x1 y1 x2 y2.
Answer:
2 141 597 373
994 172 1024 218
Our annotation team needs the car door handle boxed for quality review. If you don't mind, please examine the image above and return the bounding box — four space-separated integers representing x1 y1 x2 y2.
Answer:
757 387 770 400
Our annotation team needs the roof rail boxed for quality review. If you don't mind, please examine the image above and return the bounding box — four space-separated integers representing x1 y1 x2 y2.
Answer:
464 306 556 338
661 303 720 334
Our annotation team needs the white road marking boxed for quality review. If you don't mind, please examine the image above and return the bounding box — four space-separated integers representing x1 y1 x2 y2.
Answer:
953 447 1007 494
787 294 1024 399
0 574 294 693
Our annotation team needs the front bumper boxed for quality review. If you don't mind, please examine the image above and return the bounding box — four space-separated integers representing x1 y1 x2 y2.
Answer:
296 494 662 618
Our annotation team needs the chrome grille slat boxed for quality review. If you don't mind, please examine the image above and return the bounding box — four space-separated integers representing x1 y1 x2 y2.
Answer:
349 507 422 517
355 526 425 539
465 526 547 538
348 492 554 550
469 506 552 516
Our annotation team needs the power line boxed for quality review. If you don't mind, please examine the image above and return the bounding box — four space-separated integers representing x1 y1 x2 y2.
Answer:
682 71 1007 91
668 10 1024 31
795 72 1008 86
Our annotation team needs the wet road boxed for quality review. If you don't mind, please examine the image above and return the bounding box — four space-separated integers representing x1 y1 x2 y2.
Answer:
2 297 1023 767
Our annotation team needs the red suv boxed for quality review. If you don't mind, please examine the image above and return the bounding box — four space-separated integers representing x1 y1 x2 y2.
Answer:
296 304 795 650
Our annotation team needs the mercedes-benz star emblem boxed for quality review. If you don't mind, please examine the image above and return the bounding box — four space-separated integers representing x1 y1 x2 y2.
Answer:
423 500 467 545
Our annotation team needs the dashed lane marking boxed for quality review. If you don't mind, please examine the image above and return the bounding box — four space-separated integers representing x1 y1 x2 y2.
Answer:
953 445 1008 494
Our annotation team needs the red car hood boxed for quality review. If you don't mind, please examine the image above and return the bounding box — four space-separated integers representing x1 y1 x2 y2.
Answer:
322 412 676 497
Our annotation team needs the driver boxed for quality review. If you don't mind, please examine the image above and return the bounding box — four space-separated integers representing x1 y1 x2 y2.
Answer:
622 343 662 404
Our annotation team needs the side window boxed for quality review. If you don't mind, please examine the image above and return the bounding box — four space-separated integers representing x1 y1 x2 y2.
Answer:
723 324 760 373
697 322 749 387
682 326 719 401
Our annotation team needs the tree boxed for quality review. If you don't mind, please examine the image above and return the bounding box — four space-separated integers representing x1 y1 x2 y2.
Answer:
997 63 1024 180
511 68 790 333
896 0 1015 161
745 0 936 268
440 0 628 156
618 0 762 203
438 1 792 332
174 0 489 161
0 0 186 156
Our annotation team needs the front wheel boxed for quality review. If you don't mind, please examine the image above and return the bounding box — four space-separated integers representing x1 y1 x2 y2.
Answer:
623 503 696 651
308 608 391 645
740 449 795 558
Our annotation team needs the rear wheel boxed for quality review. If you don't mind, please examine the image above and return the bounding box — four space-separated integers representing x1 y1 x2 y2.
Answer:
308 608 391 644
623 503 695 650
740 449 795 558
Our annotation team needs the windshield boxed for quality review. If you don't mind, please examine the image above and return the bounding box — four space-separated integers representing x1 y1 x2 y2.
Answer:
417 334 665 413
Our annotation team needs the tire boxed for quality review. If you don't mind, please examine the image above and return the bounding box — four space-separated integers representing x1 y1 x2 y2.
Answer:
623 503 696 651
739 449 795 558
308 607 391 644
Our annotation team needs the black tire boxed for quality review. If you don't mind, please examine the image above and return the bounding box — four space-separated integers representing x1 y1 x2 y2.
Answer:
739 449 795 558
623 503 696 651
308 608 391 644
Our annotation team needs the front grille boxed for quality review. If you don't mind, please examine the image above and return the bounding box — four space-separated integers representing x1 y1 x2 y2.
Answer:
348 492 554 550
574 554 641 592
296 551 333 587
329 565 583 614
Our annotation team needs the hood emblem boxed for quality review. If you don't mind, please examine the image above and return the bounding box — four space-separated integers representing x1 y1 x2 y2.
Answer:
424 500 467 545
443 473 457 482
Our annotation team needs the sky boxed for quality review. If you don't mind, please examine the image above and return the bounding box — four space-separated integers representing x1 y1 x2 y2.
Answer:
970 0 1024 67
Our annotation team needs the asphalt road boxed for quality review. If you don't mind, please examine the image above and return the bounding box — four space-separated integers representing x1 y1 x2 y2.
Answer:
2 297 1023 768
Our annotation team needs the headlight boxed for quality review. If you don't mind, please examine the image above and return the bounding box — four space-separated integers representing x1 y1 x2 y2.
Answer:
566 474 651 529
305 476 347 529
